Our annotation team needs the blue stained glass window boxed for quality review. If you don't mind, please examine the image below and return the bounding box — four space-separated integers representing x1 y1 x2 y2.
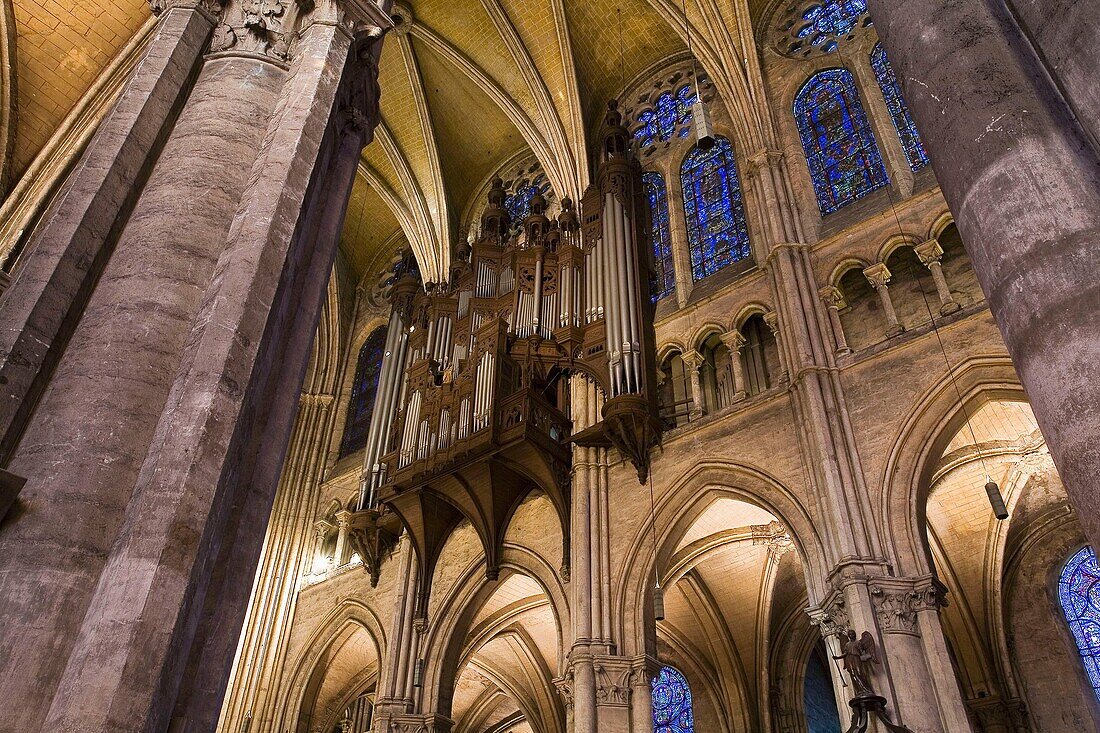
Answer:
643 172 675 301
680 136 751 281
652 666 695 733
340 326 388 457
504 180 550 225
794 68 888 215
634 86 697 149
871 44 930 172
1059 546 1100 702
796 0 868 42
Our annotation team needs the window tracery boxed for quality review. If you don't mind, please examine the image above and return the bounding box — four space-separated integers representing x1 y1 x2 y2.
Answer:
643 171 675 301
680 136 750 281
1059 545 1100 701
773 0 872 58
652 666 695 733
634 86 696 150
623 68 714 161
794 68 888 215
871 43 930 172
339 326 387 457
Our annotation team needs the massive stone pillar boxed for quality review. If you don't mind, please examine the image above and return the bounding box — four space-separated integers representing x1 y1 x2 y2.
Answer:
0 0 390 729
865 0 1100 553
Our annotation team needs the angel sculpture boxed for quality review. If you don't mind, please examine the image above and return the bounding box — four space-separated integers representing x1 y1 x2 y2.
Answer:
835 629 879 694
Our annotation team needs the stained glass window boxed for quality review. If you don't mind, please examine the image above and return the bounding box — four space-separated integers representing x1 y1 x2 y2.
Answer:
652 666 695 733
680 136 751 281
634 86 697 149
796 0 868 47
794 68 888 215
1059 546 1100 701
339 326 388 457
643 171 675 301
504 179 551 225
871 44 930 172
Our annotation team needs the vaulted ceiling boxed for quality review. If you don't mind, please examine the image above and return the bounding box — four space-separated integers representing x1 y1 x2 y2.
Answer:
6 0 785 287
339 0 783 284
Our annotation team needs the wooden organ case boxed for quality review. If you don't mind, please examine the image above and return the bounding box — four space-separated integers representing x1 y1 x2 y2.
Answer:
348 102 662 622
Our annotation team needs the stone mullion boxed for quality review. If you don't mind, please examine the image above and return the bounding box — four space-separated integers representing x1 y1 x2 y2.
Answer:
863 263 904 337
664 155 694 307
849 42 914 198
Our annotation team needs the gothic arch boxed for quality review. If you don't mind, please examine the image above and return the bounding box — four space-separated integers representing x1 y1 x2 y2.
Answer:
689 321 727 351
277 599 388 733
419 542 569 722
876 232 923 265
731 302 771 331
878 355 1025 576
616 459 829 657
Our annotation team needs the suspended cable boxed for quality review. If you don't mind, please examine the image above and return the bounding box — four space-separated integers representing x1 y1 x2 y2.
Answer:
832 39 1006 520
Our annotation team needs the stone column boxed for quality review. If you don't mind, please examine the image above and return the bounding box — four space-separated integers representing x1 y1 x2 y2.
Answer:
913 240 960 316
334 508 353 566
628 658 657 733
819 286 852 355
864 0 1100 553
372 537 419 731
0 0 391 729
0 0 216 465
763 311 789 384
863 263 903 337
679 350 705 420
719 330 748 402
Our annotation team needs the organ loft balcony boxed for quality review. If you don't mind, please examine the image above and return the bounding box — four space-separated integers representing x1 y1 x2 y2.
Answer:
348 103 662 623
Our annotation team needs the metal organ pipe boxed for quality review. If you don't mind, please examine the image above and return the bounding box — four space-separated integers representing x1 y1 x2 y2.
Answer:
532 256 544 335
621 199 641 393
359 308 409 509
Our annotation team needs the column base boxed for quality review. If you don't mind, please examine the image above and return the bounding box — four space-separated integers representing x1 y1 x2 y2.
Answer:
939 300 961 316
886 324 905 338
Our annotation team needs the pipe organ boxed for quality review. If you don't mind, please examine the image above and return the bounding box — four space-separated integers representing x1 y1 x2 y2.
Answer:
348 102 663 621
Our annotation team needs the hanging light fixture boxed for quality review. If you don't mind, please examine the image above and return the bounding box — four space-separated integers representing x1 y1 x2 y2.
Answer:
653 582 666 621
985 477 1009 520
413 658 425 688
679 0 714 149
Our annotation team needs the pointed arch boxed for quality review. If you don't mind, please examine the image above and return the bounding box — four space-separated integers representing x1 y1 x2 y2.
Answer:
793 68 887 215
1059 546 1100 701
680 136 751 281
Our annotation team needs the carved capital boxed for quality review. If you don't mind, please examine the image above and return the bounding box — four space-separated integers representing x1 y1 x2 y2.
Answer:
819 285 847 310
719 330 746 353
679 349 705 372
745 148 785 177
593 660 632 706
808 592 849 639
763 310 780 335
150 0 224 18
862 263 892 290
913 239 944 266
553 670 575 708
